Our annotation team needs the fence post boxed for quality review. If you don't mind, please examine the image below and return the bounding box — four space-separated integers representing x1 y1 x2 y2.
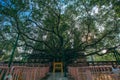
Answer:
86 69 93 80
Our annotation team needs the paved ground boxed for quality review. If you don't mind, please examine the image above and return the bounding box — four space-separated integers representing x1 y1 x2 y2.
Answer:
44 73 69 80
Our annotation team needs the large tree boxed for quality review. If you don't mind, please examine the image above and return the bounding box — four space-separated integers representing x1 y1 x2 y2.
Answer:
0 0 120 62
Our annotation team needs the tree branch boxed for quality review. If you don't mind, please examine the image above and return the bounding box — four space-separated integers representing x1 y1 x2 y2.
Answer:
85 44 120 56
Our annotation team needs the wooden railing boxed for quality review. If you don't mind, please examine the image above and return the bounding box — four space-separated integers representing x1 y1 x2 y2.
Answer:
0 66 10 80
68 66 120 80
0 61 118 67
68 61 118 67
0 66 49 80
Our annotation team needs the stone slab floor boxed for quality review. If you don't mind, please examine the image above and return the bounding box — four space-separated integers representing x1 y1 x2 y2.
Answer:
42 72 70 80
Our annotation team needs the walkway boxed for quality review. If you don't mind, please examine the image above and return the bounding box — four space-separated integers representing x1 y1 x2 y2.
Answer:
43 73 70 80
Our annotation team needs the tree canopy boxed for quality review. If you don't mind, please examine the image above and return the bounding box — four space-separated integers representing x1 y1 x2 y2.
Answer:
0 0 120 62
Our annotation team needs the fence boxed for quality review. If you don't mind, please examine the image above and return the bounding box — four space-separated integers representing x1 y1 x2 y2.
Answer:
0 66 49 80
68 66 120 80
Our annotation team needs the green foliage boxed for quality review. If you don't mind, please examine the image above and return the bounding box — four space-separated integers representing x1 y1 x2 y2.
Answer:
0 0 120 62
93 53 116 61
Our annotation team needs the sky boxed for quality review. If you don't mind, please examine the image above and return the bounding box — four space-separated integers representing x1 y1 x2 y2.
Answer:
0 0 6 6
0 0 11 6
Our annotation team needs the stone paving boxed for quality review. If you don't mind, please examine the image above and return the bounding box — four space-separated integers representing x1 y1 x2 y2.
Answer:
45 73 69 80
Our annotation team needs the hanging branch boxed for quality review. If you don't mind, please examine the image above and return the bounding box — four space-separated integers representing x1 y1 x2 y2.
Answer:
8 34 20 67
